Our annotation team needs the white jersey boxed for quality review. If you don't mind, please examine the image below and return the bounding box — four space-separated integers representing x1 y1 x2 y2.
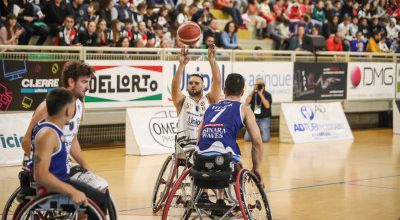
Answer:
63 98 83 154
177 95 210 143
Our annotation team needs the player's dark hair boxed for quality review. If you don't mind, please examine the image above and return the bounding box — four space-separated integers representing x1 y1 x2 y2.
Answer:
61 61 95 87
225 73 244 96
189 74 204 82
46 88 74 116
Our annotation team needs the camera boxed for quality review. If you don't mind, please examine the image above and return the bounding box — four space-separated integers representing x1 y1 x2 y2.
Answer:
257 84 264 91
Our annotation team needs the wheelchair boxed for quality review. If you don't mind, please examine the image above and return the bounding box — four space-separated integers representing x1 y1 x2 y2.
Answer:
152 135 197 213
2 169 118 220
161 152 272 220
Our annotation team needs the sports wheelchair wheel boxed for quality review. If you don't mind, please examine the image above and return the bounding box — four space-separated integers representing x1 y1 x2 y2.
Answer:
162 168 195 220
2 187 23 220
152 154 174 212
236 169 272 220
15 193 107 220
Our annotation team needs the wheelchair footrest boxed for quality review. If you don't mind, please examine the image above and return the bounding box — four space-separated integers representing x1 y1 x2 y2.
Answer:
195 202 234 211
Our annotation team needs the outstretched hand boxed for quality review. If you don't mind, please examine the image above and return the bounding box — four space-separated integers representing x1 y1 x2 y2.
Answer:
178 46 190 65
208 44 216 61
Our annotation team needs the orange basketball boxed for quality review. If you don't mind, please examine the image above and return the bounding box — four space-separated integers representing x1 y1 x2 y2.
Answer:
177 21 201 46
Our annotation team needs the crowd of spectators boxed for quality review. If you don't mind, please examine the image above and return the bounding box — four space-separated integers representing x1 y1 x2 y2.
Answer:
0 0 399 53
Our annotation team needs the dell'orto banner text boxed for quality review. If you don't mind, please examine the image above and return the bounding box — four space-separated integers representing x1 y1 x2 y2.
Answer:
85 60 163 108
0 60 65 111
293 62 347 101
232 62 293 103
347 62 395 100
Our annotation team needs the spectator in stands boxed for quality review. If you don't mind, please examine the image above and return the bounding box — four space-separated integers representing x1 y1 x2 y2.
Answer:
111 19 124 46
266 17 283 50
98 0 113 28
188 4 199 20
192 1 214 28
143 4 158 28
15 0 49 45
96 18 113 46
55 15 80 46
116 36 130 47
377 0 388 16
324 0 335 22
286 1 303 22
259 0 274 23
358 17 370 39
379 34 389 52
0 0 13 22
350 31 366 52
322 14 339 38
133 21 148 45
325 31 343 51
311 24 321 36
43 0 68 35
221 20 240 49
79 20 98 46
0 14 25 45
274 0 289 21
123 18 134 46
67 0 85 31
82 2 99 27
333 0 342 18
341 0 353 19
313 0 326 26
201 34 215 49
153 24 171 47
288 25 305 51
370 0 379 17
367 30 383 52
175 3 189 27
114 0 132 22
338 16 351 39
148 0 174 9
390 32 400 53
298 14 313 35
387 18 400 41
133 2 146 27
349 16 359 39
215 0 244 28
203 19 222 48
358 2 371 19
157 5 171 33
247 0 267 39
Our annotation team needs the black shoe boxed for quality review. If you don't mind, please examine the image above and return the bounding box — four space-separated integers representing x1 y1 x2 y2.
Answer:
197 192 211 204
211 199 226 217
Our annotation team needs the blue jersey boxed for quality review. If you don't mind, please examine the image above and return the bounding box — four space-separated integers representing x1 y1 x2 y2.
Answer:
197 100 244 162
28 121 69 182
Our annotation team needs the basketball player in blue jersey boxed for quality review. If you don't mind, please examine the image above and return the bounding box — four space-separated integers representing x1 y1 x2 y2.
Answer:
22 61 108 192
28 88 108 213
172 44 222 144
198 73 264 183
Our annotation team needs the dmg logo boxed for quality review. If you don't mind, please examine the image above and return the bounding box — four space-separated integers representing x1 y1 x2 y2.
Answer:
351 66 394 88
0 134 23 148
149 110 178 149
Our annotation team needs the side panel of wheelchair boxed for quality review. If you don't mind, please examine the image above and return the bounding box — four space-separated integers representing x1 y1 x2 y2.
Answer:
162 152 272 220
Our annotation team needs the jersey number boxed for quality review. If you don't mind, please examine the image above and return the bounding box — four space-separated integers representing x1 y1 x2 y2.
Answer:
210 108 227 123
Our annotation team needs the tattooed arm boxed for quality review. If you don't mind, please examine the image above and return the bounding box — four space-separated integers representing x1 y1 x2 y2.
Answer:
34 129 87 205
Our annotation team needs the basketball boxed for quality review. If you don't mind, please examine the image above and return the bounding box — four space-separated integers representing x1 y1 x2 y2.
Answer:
177 21 201 46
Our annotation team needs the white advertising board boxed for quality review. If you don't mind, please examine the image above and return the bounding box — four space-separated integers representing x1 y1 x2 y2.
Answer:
280 102 353 143
347 62 395 100
126 107 177 155
162 61 231 106
232 62 293 103
0 112 32 166
84 60 164 108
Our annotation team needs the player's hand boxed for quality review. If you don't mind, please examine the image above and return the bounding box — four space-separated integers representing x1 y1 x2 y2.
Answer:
208 44 216 61
178 47 190 65
70 189 88 206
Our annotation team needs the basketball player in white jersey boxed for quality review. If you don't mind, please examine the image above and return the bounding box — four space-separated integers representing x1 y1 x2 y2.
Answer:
172 44 222 143
21 61 107 191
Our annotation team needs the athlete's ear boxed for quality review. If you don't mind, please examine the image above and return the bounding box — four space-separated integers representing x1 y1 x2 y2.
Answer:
240 89 244 97
67 78 75 88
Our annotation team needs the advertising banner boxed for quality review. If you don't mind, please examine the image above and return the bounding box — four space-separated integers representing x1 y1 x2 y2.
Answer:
394 100 400 134
347 62 395 100
280 102 353 143
293 62 347 101
162 61 231 106
232 62 293 103
0 113 32 166
0 60 65 111
126 107 177 155
85 60 163 108
397 64 400 98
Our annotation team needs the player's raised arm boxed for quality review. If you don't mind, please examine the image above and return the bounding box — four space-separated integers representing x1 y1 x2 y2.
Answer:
172 47 190 114
206 44 222 103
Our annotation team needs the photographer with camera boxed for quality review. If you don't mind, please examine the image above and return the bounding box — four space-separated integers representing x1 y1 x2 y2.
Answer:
244 77 272 143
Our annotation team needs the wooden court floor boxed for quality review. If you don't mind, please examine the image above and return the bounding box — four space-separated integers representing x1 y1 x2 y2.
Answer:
1 128 399 219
